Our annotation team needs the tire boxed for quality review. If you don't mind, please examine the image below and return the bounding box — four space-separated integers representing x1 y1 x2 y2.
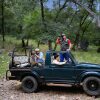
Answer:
21 76 38 93
82 77 100 96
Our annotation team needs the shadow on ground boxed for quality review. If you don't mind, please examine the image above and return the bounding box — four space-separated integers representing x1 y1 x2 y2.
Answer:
39 85 84 95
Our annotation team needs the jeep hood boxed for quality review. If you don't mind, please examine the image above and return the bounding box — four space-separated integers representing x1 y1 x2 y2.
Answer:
77 62 100 69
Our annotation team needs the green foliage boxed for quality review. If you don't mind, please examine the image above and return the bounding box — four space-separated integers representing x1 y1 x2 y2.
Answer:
23 9 42 38
0 0 100 44
0 53 10 77
73 46 100 64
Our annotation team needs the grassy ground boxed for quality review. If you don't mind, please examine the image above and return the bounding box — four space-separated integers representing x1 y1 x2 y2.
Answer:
73 46 100 64
0 53 10 77
0 36 100 78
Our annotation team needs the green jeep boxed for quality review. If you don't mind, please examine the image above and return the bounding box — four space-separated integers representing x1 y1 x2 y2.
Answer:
6 47 100 96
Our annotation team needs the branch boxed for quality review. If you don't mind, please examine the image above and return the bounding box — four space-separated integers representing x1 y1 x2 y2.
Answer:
80 14 89 26
40 0 45 22
55 0 68 21
73 0 100 27
81 19 92 39
74 0 96 16
68 10 78 26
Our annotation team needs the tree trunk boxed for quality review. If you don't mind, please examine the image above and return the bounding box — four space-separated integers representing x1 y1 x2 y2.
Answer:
81 20 92 40
48 40 52 50
73 13 89 50
58 0 61 9
97 47 100 53
40 0 45 23
22 38 25 47
37 40 40 48
73 33 80 51
26 38 29 46
1 0 5 48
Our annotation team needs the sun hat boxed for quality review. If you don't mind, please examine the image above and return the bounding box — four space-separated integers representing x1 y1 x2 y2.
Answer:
35 48 40 51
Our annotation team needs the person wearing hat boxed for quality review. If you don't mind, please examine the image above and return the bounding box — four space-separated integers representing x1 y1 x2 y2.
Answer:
56 34 71 50
34 48 44 63
56 33 72 63
52 54 66 65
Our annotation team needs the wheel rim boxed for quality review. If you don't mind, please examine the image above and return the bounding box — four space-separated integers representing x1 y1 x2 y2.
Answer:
25 79 34 89
87 80 99 91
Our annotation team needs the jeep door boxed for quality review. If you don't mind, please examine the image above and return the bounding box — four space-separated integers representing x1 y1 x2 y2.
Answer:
50 64 76 83
37 66 53 81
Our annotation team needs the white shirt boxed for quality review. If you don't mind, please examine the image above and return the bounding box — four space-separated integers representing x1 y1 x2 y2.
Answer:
52 60 66 65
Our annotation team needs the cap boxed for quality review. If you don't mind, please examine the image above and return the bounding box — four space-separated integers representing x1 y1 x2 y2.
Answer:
35 48 40 51
62 34 65 36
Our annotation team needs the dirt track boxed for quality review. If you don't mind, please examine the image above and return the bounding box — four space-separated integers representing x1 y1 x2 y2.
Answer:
0 78 100 100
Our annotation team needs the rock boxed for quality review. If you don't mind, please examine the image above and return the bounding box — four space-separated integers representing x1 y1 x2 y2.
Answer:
1 90 4 92
73 97 81 100
59 96 66 100
0 83 4 85
10 95 14 99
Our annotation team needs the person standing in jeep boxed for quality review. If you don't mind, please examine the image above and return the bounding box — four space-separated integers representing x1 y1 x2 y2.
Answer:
56 33 72 63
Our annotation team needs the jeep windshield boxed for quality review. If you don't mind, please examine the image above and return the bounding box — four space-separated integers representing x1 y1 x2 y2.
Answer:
70 52 78 64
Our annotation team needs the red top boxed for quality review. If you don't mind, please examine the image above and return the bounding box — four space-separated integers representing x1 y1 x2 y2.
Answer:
56 37 71 46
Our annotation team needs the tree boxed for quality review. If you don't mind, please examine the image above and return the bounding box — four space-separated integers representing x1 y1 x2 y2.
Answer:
1 0 5 48
73 0 100 28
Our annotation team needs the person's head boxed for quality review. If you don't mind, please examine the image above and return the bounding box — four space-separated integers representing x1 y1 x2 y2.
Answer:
62 34 66 40
57 36 60 40
31 50 35 55
54 54 59 61
35 48 40 54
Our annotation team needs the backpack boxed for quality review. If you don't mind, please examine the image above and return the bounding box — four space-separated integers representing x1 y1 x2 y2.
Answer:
61 39 69 51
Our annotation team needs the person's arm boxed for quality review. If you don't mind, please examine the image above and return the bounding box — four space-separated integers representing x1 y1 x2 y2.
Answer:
35 54 40 58
53 60 66 65
57 61 66 65
56 38 60 44
35 52 44 59
68 39 72 50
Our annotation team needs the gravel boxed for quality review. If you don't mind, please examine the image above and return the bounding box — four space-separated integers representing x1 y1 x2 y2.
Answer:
0 78 100 100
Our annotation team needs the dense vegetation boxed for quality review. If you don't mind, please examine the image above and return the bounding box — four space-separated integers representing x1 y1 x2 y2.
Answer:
0 0 100 49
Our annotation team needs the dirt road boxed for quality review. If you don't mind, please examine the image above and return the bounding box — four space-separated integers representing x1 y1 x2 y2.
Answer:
0 78 99 100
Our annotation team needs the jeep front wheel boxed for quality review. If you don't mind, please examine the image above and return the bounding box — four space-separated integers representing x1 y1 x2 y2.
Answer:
82 77 100 96
21 76 38 93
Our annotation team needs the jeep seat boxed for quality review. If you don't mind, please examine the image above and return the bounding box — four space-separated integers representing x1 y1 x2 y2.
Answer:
14 56 30 68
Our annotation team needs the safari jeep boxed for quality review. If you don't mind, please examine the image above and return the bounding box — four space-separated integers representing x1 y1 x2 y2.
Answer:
6 47 100 96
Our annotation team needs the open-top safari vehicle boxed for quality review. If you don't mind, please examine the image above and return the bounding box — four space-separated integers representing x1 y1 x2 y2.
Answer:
6 46 100 96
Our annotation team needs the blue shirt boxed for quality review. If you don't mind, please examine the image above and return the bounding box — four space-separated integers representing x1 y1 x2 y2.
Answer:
36 52 44 63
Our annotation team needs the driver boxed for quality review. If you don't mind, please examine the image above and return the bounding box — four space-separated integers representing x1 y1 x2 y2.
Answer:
52 54 66 65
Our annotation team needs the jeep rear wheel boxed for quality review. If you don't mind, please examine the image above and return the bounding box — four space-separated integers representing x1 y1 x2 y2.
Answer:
21 76 38 93
82 77 100 96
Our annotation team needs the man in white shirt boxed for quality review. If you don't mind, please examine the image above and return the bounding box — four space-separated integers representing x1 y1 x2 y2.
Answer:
52 54 66 65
